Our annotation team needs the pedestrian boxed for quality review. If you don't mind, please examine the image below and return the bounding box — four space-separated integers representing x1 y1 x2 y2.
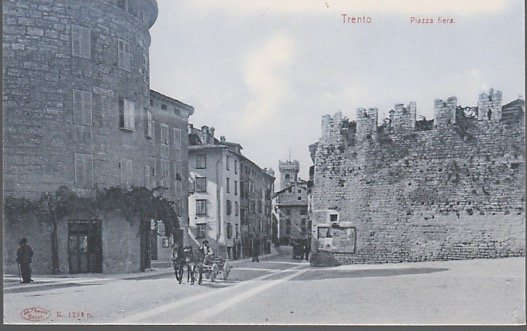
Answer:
304 239 311 261
197 240 213 284
16 238 33 284
252 239 260 263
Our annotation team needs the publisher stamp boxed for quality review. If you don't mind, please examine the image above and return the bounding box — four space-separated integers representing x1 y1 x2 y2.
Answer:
20 307 50 321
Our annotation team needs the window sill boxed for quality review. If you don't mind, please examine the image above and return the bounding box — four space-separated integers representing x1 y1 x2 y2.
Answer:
120 127 136 132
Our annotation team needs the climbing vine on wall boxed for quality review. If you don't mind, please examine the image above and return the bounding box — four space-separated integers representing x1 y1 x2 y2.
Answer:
4 185 179 273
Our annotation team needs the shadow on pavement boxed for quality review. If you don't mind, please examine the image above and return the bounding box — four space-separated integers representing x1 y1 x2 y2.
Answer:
291 267 449 281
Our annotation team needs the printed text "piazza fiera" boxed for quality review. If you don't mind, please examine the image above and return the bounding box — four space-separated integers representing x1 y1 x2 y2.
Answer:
410 17 456 24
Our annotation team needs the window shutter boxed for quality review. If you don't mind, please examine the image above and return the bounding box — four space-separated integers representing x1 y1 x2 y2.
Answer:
80 27 91 59
85 154 93 187
75 154 82 187
71 26 80 56
82 91 92 126
128 100 135 129
73 89 82 124
118 40 125 69
118 97 124 128
144 164 151 188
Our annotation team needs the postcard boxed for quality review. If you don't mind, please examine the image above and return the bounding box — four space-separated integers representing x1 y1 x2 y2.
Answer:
3 0 525 325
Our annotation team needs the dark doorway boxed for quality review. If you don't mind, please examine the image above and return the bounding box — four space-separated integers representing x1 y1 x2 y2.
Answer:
68 220 102 274
150 230 158 260
140 220 151 271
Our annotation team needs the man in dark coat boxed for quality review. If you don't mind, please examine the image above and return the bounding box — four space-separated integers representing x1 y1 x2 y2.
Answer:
16 238 33 283
303 239 311 261
252 239 260 263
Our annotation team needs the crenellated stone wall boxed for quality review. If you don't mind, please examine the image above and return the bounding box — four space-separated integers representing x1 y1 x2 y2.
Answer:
312 91 525 264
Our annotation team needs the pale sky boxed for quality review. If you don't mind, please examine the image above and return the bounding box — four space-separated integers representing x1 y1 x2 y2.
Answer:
149 0 525 179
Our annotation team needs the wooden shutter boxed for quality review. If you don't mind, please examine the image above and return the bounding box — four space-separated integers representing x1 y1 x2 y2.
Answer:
80 26 91 59
82 91 92 126
73 89 82 124
71 25 80 56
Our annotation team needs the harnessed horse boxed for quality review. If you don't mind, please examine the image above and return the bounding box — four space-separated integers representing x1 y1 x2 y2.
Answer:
172 245 197 284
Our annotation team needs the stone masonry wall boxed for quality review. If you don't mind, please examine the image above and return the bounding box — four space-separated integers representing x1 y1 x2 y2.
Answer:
3 0 157 198
313 107 525 264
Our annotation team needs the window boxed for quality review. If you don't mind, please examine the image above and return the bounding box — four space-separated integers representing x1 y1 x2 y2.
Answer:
227 223 232 239
196 224 206 238
195 177 207 192
235 202 239 216
226 155 230 170
226 200 232 216
196 154 206 169
117 0 128 10
196 200 207 215
258 200 263 214
119 97 135 130
161 159 169 180
234 181 238 196
120 158 133 187
297 196 302 201
298 189 302 194
301 219 307 233
73 89 92 126
160 124 169 145
234 160 238 174
227 178 230 193
71 25 91 59
286 219 291 235
250 201 256 214
118 39 132 71
300 208 307 216
145 109 154 139
144 164 153 189
75 153 93 188
235 224 239 239
161 104 167 110
330 214 338 222
174 128 181 149
175 199 182 216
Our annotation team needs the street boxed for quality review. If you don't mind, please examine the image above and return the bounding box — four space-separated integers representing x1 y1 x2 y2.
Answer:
3 248 525 325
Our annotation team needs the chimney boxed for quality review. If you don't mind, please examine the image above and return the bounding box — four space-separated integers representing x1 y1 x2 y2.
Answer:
210 127 215 142
201 125 209 144
188 123 194 134
220 136 226 143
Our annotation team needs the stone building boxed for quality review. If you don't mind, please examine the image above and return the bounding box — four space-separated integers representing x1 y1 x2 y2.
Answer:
147 90 194 263
188 125 275 259
3 0 194 274
272 161 310 244
311 89 525 265
239 157 275 258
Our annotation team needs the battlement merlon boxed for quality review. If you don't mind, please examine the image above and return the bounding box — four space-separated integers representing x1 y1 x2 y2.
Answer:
478 88 503 121
356 107 378 143
434 96 457 128
320 111 345 144
391 101 417 132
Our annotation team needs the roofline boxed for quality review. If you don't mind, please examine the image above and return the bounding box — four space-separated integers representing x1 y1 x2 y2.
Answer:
238 154 275 180
150 89 195 116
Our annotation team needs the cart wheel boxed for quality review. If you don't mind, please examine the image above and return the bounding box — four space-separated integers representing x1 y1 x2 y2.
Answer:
223 263 231 280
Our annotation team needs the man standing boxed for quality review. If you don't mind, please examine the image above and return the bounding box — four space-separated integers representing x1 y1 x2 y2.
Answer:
16 238 33 284
304 239 311 261
252 239 260 263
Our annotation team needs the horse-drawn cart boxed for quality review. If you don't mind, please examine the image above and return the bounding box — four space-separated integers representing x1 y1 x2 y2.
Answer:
200 255 232 281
